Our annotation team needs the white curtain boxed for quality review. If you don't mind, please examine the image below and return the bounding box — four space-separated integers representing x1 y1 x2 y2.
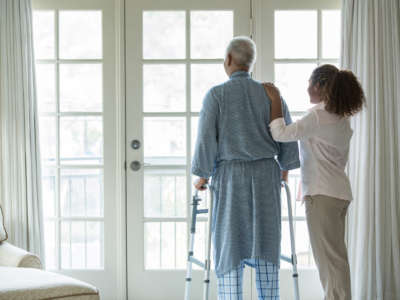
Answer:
341 1 400 299
0 0 44 262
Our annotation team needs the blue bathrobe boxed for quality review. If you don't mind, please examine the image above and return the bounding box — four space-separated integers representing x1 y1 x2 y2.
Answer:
191 70 300 276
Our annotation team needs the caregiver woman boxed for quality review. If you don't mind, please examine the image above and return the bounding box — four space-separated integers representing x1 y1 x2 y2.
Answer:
264 64 365 300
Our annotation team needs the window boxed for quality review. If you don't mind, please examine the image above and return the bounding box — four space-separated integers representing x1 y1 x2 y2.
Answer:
34 10 104 270
274 9 341 268
142 10 232 270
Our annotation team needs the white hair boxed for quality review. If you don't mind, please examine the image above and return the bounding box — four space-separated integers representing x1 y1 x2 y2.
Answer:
226 36 257 69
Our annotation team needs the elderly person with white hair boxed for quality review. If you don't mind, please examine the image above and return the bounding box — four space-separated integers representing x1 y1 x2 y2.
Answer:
191 36 300 300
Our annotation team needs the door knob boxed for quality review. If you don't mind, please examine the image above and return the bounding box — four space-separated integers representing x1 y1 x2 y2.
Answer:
130 161 141 171
131 139 141 150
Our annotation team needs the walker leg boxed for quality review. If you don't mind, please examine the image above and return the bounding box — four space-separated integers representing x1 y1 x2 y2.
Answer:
203 187 213 300
184 232 195 300
283 181 300 300
185 193 200 300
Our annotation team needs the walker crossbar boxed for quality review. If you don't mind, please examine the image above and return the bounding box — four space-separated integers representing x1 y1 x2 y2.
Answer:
184 182 300 300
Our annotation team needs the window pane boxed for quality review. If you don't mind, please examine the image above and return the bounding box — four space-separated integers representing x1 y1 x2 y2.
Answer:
296 221 314 267
70 221 86 268
42 168 56 218
60 64 102 112
44 220 57 269
86 171 104 217
274 63 317 112
144 222 187 270
143 11 186 59
144 169 186 218
39 116 56 164
33 11 55 59
192 221 206 270
145 222 161 269
86 221 104 269
36 64 56 112
191 64 227 112
144 117 186 165
275 11 317 59
60 116 103 165
143 64 185 112
175 222 187 269
322 10 341 59
61 221 71 269
191 11 233 59
61 221 104 269
59 11 102 59
60 169 103 217
161 222 175 269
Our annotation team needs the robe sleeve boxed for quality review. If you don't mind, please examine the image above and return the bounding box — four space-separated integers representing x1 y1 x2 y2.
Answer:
191 88 219 179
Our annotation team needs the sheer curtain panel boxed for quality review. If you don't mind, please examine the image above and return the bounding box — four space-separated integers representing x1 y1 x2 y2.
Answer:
0 0 44 262
341 0 400 299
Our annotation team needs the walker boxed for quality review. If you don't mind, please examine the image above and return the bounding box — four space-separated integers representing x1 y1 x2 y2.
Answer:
184 181 300 300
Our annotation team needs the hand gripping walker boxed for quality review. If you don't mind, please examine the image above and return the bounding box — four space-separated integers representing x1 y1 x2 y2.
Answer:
184 182 300 300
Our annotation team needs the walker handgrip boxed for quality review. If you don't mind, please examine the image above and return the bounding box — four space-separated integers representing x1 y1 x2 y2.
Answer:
194 184 208 197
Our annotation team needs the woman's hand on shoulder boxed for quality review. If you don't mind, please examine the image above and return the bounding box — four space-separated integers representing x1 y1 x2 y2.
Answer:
264 82 284 121
262 82 281 102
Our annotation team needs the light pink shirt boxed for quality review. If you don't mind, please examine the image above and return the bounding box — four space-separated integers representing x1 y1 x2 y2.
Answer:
269 103 353 201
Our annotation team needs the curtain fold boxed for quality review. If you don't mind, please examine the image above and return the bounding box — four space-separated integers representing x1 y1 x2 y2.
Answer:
0 0 44 262
341 0 400 299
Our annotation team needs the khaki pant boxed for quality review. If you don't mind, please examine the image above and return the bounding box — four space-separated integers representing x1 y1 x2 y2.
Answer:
305 194 352 300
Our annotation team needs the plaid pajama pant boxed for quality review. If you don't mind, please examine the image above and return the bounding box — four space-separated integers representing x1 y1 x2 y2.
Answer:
217 258 279 300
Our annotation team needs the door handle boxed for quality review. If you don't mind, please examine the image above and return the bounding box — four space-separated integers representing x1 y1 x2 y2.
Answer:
130 161 141 171
131 139 141 150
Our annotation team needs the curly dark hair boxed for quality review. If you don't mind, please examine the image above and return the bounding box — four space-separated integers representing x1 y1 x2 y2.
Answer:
310 64 365 117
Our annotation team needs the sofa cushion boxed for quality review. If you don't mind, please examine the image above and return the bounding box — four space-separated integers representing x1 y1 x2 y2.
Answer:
0 206 7 242
0 267 99 300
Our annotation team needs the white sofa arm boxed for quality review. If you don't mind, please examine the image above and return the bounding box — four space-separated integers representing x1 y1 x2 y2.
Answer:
0 242 42 269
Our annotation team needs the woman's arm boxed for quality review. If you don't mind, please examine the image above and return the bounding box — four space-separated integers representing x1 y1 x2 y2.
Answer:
263 83 319 142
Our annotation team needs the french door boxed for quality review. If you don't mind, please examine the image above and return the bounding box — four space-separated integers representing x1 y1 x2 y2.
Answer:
125 0 251 299
32 0 124 299
252 0 341 299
